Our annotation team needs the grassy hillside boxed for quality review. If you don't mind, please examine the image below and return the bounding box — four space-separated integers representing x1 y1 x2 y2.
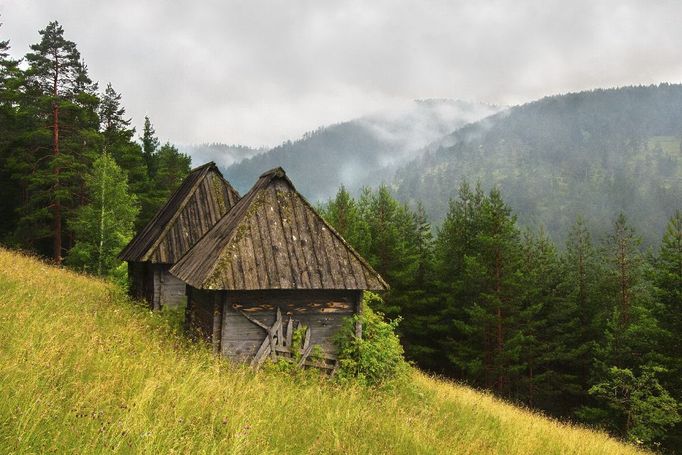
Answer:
0 248 645 454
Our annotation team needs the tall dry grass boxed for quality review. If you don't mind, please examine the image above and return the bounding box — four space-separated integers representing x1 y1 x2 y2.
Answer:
0 248 646 454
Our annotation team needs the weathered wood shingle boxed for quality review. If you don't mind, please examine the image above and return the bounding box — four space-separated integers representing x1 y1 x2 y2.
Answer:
170 167 388 291
119 162 240 264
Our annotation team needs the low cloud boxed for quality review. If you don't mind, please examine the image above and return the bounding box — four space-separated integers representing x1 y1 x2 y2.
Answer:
2 0 681 147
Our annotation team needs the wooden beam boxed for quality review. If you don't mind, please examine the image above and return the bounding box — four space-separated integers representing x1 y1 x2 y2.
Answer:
184 286 193 336
212 292 223 354
354 291 363 339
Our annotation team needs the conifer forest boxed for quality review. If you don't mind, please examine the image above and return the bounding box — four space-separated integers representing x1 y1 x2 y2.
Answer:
1 20 681 452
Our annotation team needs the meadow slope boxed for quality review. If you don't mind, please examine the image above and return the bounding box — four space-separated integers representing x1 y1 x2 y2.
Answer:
0 248 645 454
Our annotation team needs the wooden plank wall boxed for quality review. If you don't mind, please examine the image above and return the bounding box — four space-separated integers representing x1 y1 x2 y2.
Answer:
220 290 359 361
128 262 146 300
189 288 217 342
158 266 187 309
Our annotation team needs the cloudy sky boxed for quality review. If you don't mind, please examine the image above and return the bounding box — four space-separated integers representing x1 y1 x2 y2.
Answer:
2 0 681 147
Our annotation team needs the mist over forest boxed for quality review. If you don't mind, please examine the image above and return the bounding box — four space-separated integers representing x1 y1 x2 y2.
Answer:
202 84 682 245
220 99 501 200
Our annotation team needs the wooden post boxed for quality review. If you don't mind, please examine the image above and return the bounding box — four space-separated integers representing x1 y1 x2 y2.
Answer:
212 292 223 355
184 286 193 336
152 267 161 311
354 291 363 339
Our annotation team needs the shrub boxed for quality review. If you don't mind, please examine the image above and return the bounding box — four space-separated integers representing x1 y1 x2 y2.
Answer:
334 292 409 387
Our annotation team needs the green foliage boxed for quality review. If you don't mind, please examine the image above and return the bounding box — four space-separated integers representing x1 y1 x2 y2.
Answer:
66 153 138 277
586 366 680 446
395 85 682 246
334 292 409 387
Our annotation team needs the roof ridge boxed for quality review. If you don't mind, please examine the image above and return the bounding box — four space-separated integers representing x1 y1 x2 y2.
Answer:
189 161 217 173
169 168 388 291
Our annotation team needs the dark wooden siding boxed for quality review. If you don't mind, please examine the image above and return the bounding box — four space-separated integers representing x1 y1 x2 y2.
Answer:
119 163 239 263
220 289 359 361
158 266 187 309
188 288 217 342
128 262 145 300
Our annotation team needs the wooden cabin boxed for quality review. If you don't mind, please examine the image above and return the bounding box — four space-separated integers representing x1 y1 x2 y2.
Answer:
119 162 240 310
169 167 388 368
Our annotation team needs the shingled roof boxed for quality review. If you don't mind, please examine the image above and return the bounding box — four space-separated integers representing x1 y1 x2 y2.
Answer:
170 167 388 291
119 162 240 264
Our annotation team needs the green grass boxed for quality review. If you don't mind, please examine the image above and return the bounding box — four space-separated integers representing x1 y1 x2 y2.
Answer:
0 248 646 454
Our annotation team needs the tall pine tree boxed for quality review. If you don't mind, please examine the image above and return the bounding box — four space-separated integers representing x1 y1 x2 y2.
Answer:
21 21 101 262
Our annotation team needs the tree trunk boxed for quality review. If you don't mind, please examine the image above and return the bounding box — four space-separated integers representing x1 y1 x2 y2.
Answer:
52 100 61 264
52 56 62 264
97 162 106 276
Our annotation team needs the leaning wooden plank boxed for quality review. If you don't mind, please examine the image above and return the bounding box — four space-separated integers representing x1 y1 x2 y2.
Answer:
296 345 313 368
285 317 293 347
255 345 272 368
268 330 276 360
267 317 283 361
239 310 269 331
251 337 271 368
275 307 283 344
302 325 311 350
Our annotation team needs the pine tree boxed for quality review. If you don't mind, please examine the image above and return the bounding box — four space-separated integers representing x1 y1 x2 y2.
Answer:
21 21 101 263
514 228 560 407
434 181 485 376
99 83 148 228
472 188 524 395
597 213 662 371
154 142 191 196
140 115 159 175
655 212 682 399
320 186 369 254
66 153 138 278
0 22 23 241
396 202 442 370
541 217 605 417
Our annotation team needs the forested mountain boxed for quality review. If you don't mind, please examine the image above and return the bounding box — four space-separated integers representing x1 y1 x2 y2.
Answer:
179 143 265 169
223 99 502 199
395 84 682 244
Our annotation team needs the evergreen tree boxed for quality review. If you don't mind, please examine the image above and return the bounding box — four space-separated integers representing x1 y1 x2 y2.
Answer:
597 213 663 371
66 153 138 278
433 182 485 375
99 83 148 228
320 186 369 254
514 227 560 407
140 115 159 175
20 21 101 263
0 22 23 241
396 203 442 370
541 218 605 417
654 212 682 438
153 142 191 196
470 188 524 395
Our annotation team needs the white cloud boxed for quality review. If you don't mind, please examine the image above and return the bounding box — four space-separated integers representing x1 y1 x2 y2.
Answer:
2 0 681 147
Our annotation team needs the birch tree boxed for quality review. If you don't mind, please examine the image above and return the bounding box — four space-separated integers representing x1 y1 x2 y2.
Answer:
66 153 138 278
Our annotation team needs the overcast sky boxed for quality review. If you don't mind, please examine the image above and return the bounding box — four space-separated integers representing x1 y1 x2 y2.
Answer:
2 0 681 147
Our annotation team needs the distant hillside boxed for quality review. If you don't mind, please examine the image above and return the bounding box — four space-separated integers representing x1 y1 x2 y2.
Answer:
395 84 682 244
224 99 502 200
179 143 266 169
0 248 642 454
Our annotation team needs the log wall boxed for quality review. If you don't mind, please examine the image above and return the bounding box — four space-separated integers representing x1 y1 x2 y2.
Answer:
219 289 360 362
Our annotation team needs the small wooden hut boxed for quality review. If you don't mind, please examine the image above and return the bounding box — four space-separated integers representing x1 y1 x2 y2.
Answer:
169 167 388 369
119 162 240 310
